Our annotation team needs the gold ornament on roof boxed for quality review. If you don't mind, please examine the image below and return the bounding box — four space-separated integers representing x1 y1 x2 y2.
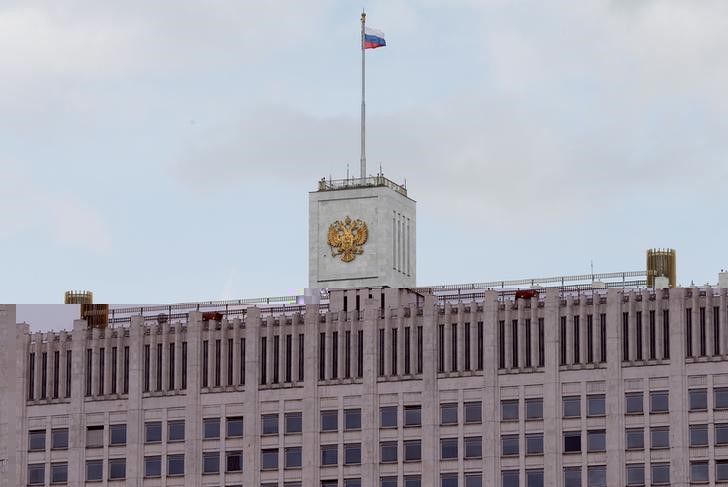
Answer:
327 216 368 263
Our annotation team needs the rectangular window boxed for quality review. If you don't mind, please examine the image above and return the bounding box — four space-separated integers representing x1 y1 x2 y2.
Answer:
41 351 47 399
404 405 422 427
357 330 364 377
287 334 293 382
168 454 184 476
652 463 670 485
52 350 59 399
650 390 669 413
622 312 629 361
699 307 706 356
465 401 482 424
260 449 278 470
563 431 581 453
241 338 247 385
501 399 519 421
321 410 338 431
110 347 117 395
66 350 72 397
626 428 645 450
168 420 185 442
651 426 670 449
499 320 506 369
321 444 338 466
51 428 68 450
560 316 567 365
86 348 92 396
201 340 208 387
717 460 728 482
563 396 581 418
689 388 708 411
564 467 581 487
123 346 129 394
86 425 103 448
635 311 643 361
690 461 708 483
451 323 458 371
110 424 127 446
527 470 545 487
344 408 361 431
599 313 607 362
464 322 471 370
501 434 518 456
380 406 397 428
260 336 267 385
526 433 544 455
716 387 728 409
181 341 187 389
511 319 518 368
381 441 399 463
477 321 484 370
318 332 325 380
203 451 220 474
28 430 46 451
526 398 543 420
437 324 445 372
686 308 693 357
404 327 411 375
587 395 606 417
227 338 233 385
573 316 580 363
662 310 670 359
586 314 593 363
285 446 302 468
439 438 457 460
262 414 279 435
108 458 126 480
169 343 175 390
715 306 721 355
86 460 102 482
404 439 421 461
378 329 385 376
145 421 162 443
226 416 244 438
716 423 728 445
538 317 545 366
689 424 708 447
214 339 221 387
50 462 68 484
525 318 532 367
96 348 104 396
285 412 302 434
155 343 162 391
649 310 656 359
28 464 44 485
203 418 220 439
144 455 161 478
440 403 458 425
625 392 644 414
391 328 397 375
465 436 482 458
273 334 280 383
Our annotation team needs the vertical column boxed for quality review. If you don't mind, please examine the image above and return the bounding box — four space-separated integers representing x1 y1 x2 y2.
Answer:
301 305 319 486
457 307 465 372
184 313 203 481
605 289 625 486
232 318 241 387
45 334 55 400
126 316 144 487
242 309 261 486
691 292 699 358
530 300 539 368
656 300 664 360
67 320 87 486
115 330 124 395
542 289 561 487
291 317 299 385
161 323 170 391
706 290 715 356
207 327 215 388
641 291 650 361
103 333 112 396
503 304 512 370
149 325 157 393
173 324 181 393
668 289 688 485
32 333 43 401
517 302 526 370
91 327 100 398
721 289 727 358
58 332 68 400
565 296 574 366
421 294 439 487
482 292 499 487
220 321 229 387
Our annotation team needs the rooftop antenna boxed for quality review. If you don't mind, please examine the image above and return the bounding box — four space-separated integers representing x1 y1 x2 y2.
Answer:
590 260 594 282
379 163 382 177
346 163 349 181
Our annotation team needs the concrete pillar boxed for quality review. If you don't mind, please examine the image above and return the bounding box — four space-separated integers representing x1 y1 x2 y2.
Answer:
302 305 319 486
543 289 561 486
605 289 625 486
185 312 203 480
482 291 499 487
422 294 439 487
668 289 688 486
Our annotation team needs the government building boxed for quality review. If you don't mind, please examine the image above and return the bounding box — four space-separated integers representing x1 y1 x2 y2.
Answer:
2 177 728 487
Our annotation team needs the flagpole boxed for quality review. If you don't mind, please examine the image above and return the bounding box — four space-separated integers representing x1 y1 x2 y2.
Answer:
360 10 366 179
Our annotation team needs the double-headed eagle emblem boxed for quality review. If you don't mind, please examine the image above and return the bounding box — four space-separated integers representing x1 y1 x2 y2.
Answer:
328 216 368 263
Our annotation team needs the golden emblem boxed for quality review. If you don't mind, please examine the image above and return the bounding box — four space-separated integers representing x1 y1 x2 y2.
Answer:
327 216 368 263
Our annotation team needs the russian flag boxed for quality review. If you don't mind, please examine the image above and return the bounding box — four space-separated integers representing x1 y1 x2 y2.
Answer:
364 27 386 49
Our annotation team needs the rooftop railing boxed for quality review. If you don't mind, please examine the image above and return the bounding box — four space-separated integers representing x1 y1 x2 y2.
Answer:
317 175 408 197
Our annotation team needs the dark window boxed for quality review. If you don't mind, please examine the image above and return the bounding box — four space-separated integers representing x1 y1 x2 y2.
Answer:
108 458 126 480
538 317 545 366
512 319 519 368
145 421 162 443
345 408 361 431
203 418 220 439
135 346 142 393
28 464 45 485
464 401 482 423
96 349 103 396
51 428 68 450
501 435 518 456
378 329 385 376
690 461 708 483
465 473 482 487
285 412 302 434
440 437 457 459
203 451 220 474
156 343 162 390
321 410 338 432
227 416 244 438
689 424 708 447
502 470 519 487
380 406 397 428
286 334 293 382
599 314 607 363
330 332 337 379
573 316 580 363
563 431 581 453
525 319 532 367
440 403 458 425
501 399 519 421
527 469 544 487
262 414 278 436
66 350 73 397
622 312 629 361
168 420 184 442
240 338 246 385
526 433 543 455
417 326 424 373
564 467 581 487
499 320 506 369
404 326 411 375
560 316 567 365
626 464 645 486
346 480 363 487
285 446 302 468
465 436 482 459
662 310 670 359
717 460 728 482
41 352 47 399
321 444 338 465
586 314 594 363
380 441 398 463
650 390 669 413
300 334 306 381
110 424 127 445
587 429 606 452
110 347 117 395
28 430 46 451
382 477 398 487
441 473 458 487
404 405 421 427
344 443 361 465
635 312 642 361
201 341 208 388
86 348 93 396
144 455 161 478
465 322 471 370
714 306 721 355
390 328 397 375
227 338 233 385
625 428 644 450
686 308 693 357
53 350 60 398
439 324 445 372
273 335 280 383
699 307 706 356
563 396 581 418
625 392 644 414
689 389 708 411
587 394 605 417
451 323 458 371
651 463 670 485
477 321 484 370
167 454 184 476
261 336 267 385
345 330 352 378
86 460 102 481
651 426 670 449
526 398 543 420
404 439 421 461
649 311 656 359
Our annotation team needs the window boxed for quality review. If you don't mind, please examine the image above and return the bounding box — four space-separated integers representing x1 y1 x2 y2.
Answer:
227 416 244 438
381 441 398 463
441 403 458 425
321 444 338 466
626 464 644 486
405 476 422 487
502 470 519 487
86 348 93 396
622 312 629 361
156 343 163 390
587 429 606 452
285 446 302 468
465 473 482 487
501 435 518 456
345 408 361 431
321 410 338 432
203 451 219 474
391 328 397 375
651 426 670 449
86 425 103 448
452 323 458 371
167 454 184 476
635 312 643 360
649 310 656 359
202 341 208 387
379 329 385 376
28 353 35 400
417 326 424 373
28 464 44 485
382 477 398 487
285 412 302 434
441 473 457 487
203 418 220 439
689 389 708 411
145 421 162 443
526 433 543 455
588 466 607 487
538 317 545 366
261 336 268 384
563 431 581 453
53 350 60 398
123 346 129 393
260 447 278 470
347 480 363 487
344 443 361 465
48 463 67 485
108 458 126 480
716 387 728 409
225 450 243 472
691 461 709 483
86 460 102 481
625 392 644 414
650 390 669 413
28 430 46 451
465 436 482 458
144 456 161 478
560 316 567 365
564 467 581 487
586 314 594 363
51 428 68 450
716 423 728 445
168 420 184 442
690 424 708 447
662 310 670 359
699 307 707 356
717 460 728 482
525 318 532 367
67 350 73 397
501 399 519 421
499 321 506 369
380 406 397 428
404 405 422 427
440 438 458 460
262 414 279 435
652 463 670 485
587 394 605 417
465 322 472 369
464 401 482 423
526 398 543 420
109 424 127 445
625 428 644 450
358 330 365 377
274 335 281 382
322 481 338 487
512 319 519 367
573 316 580 363
526 469 544 487
563 396 581 418
599 314 607 362
404 439 421 461
287 333 294 381
42 351 48 398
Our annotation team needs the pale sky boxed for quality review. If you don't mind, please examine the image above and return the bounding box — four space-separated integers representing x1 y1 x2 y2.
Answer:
2 1 728 309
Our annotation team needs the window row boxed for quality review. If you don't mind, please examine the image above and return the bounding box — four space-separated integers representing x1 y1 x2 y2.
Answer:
558 314 607 366
142 341 188 392
621 310 671 362
685 306 724 359
27 350 73 401
437 322 487 373
376 326 424 378
317 329 364 382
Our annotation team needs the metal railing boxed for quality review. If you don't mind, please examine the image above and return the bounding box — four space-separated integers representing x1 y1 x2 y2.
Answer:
317 175 408 197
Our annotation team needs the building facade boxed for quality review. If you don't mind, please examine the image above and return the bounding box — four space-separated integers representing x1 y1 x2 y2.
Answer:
4 286 728 486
